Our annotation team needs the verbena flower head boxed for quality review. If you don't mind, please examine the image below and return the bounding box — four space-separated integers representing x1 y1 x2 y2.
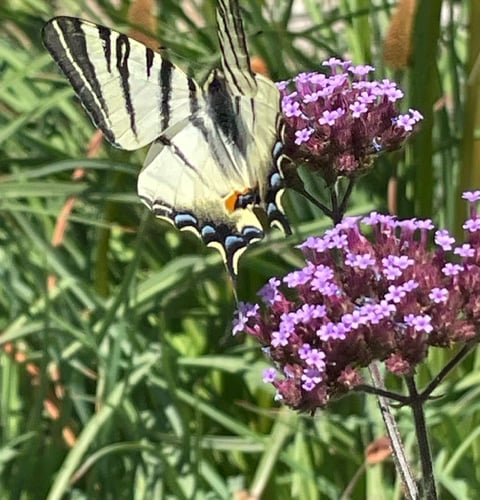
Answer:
277 58 423 184
233 192 480 413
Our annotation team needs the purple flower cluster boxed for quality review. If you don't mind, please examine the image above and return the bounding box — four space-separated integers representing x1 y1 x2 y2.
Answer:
277 58 423 182
233 192 480 412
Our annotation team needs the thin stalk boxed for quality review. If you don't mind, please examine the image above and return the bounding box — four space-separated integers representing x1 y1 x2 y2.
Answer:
354 383 410 404
330 184 340 224
338 178 356 218
405 375 437 500
298 186 334 218
420 340 477 401
369 363 419 500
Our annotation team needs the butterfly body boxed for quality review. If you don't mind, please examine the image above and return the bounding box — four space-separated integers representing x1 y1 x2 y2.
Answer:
42 0 290 278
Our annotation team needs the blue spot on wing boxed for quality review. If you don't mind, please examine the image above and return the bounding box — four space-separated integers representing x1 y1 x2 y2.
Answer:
267 202 277 215
270 173 282 188
225 235 245 249
201 225 216 238
272 140 283 158
174 213 198 228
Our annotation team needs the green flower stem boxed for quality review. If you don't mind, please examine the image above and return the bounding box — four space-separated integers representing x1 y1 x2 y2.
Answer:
337 178 356 221
369 363 419 500
419 340 478 401
405 375 437 500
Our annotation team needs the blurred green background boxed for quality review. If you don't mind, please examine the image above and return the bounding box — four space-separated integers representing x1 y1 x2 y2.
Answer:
1 0 480 498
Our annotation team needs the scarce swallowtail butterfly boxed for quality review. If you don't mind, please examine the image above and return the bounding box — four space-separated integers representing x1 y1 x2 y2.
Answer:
42 0 291 280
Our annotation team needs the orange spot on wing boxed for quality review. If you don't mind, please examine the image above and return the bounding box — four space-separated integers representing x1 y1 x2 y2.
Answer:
225 192 240 213
224 188 254 213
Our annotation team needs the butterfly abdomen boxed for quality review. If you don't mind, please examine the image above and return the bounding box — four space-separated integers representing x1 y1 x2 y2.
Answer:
205 72 246 154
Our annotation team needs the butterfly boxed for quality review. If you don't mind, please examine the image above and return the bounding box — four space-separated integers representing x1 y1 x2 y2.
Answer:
42 0 291 281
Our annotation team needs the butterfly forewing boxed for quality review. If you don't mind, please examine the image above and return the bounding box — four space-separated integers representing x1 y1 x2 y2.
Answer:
42 17 201 150
216 0 257 97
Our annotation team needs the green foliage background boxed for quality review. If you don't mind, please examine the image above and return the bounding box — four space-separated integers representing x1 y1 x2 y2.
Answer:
1 0 480 498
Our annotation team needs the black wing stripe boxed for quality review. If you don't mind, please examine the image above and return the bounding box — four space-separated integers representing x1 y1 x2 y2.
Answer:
145 47 154 77
187 77 200 114
98 26 112 72
157 136 201 177
116 34 138 140
159 59 173 130
216 0 257 96
42 17 117 144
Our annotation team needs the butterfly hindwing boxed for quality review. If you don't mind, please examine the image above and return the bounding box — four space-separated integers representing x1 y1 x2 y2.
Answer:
42 1 290 279
138 110 267 276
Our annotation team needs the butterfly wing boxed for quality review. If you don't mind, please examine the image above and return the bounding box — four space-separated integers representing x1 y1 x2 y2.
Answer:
43 1 290 279
216 0 257 97
138 113 266 276
215 0 291 235
137 0 290 277
42 16 200 150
